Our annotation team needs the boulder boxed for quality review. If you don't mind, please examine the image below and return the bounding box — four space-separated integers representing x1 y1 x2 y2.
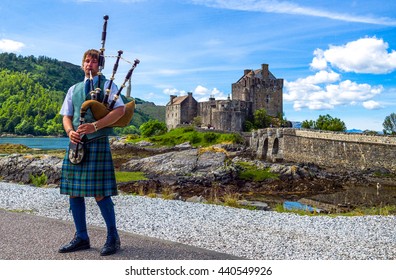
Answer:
0 154 62 184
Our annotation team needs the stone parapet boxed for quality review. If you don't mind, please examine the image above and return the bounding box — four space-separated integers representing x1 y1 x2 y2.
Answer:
252 128 396 172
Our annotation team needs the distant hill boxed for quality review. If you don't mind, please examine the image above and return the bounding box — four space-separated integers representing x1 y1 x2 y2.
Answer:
0 52 165 135
346 128 363 134
135 98 165 122
0 52 83 92
291 121 302 129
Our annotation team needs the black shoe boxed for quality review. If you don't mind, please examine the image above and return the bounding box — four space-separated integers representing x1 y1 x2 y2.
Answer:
58 235 90 253
100 236 121 256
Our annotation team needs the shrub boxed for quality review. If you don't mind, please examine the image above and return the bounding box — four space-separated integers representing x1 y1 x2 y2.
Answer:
140 119 167 137
29 173 48 187
203 132 219 144
188 131 202 144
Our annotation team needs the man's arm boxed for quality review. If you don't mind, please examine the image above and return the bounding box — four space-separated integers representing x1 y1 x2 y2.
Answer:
76 106 125 136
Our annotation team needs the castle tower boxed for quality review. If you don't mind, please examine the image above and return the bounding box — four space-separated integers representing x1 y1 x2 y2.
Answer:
231 63 283 117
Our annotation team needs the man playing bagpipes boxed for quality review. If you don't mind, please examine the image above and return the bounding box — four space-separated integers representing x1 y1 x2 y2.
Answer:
58 48 125 256
58 14 138 256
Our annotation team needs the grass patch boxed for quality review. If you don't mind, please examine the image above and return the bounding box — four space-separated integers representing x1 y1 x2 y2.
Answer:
222 192 241 208
372 171 396 179
115 171 148 183
126 126 244 147
161 187 175 200
0 143 31 153
236 162 279 181
338 205 396 216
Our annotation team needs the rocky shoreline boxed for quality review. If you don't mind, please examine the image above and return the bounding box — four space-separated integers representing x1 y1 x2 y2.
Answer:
1 139 395 212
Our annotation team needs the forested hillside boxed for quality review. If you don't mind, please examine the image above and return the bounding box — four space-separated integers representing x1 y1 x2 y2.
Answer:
0 53 84 92
0 69 64 135
0 53 165 136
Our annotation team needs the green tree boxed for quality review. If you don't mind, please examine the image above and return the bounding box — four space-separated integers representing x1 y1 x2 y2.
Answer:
253 109 271 129
243 120 254 132
383 113 396 135
114 125 140 135
139 119 167 137
302 114 346 131
301 120 315 129
15 119 34 135
192 116 202 127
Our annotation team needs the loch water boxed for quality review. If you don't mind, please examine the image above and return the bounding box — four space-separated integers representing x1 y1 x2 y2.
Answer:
0 137 69 150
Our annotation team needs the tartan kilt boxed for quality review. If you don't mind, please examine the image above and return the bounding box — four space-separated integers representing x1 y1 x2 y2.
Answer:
60 137 117 197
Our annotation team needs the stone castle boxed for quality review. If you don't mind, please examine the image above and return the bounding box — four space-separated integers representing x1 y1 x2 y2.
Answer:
166 64 283 131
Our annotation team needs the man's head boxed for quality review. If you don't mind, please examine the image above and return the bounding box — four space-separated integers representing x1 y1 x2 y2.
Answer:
82 49 100 77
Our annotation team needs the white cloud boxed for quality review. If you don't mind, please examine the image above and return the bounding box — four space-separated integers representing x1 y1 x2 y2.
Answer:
193 85 228 101
191 0 396 26
158 69 183 76
311 37 396 74
163 88 187 96
162 85 227 102
0 39 25 52
363 100 382 110
310 49 328 70
286 37 393 111
284 71 383 111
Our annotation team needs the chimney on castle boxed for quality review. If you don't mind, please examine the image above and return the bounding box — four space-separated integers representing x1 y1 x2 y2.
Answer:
170 95 177 104
262 64 269 80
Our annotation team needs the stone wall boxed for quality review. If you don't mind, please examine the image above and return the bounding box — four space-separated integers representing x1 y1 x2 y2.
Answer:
251 128 396 172
199 99 250 131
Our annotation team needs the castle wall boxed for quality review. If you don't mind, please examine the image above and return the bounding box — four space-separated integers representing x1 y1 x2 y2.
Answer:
252 85 283 117
198 99 250 131
199 101 215 128
166 104 181 129
251 128 396 172
183 95 198 124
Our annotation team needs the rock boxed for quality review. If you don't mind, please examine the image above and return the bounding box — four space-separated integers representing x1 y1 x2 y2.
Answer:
174 142 192 149
136 140 154 147
238 200 270 210
186 195 208 203
0 154 62 184
121 148 231 180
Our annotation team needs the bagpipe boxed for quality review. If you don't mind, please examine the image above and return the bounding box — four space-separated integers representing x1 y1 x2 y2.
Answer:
81 15 140 128
69 15 139 165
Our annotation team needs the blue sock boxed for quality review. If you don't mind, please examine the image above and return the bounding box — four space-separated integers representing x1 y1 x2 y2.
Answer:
96 196 118 238
69 197 89 240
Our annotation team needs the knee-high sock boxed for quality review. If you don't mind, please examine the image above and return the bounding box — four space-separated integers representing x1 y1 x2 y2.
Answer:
96 196 118 238
69 197 89 240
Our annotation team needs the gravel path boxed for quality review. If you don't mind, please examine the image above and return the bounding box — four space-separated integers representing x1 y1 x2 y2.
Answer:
0 182 395 260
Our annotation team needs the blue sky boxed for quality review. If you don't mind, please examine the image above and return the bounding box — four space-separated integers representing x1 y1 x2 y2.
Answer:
1 0 396 131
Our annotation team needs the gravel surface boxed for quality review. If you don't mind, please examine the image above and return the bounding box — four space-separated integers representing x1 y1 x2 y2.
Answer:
1 182 395 260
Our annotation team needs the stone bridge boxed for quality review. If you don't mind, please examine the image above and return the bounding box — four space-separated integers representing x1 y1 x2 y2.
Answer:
250 128 396 172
